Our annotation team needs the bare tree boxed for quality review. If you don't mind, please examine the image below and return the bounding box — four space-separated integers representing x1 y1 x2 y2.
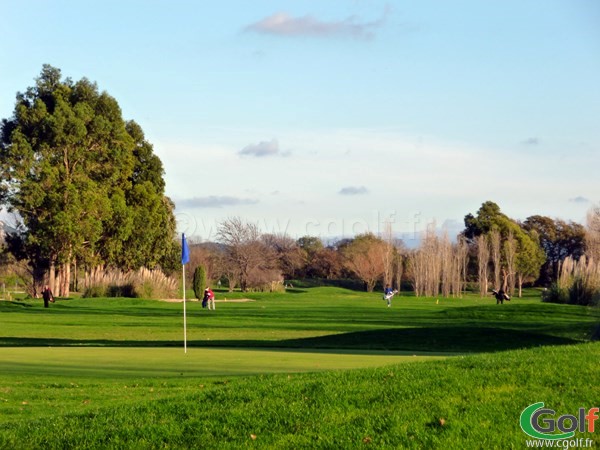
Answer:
586 204 600 261
394 246 404 292
440 233 453 298
185 239 220 286
212 251 239 292
438 233 468 298
381 221 395 288
310 247 342 279
408 248 424 297
453 236 469 297
216 217 280 292
503 231 517 295
341 233 387 292
262 233 306 280
409 226 442 297
476 234 490 297
489 229 501 290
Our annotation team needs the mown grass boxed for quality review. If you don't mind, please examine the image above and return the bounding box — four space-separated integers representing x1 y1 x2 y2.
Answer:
1 344 598 449
1 286 599 448
1 287 597 352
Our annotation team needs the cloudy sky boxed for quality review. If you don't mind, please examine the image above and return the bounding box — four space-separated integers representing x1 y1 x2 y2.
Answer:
1 1 599 243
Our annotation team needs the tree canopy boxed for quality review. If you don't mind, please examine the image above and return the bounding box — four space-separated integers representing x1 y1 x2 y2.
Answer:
0 65 177 295
462 201 545 292
522 215 586 285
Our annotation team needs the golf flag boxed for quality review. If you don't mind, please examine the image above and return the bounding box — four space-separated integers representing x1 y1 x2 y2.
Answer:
181 233 190 353
181 233 190 265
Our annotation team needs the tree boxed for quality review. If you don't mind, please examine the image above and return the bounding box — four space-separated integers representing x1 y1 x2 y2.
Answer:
340 233 387 292
193 265 207 300
185 241 220 287
585 205 600 262
503 231 517 295
296 235 323 278
0 65 176 295
522 215 586 285
308 247 342 279
489 229 502 290
297 236 323 256
407 227 466 298
393 246 405 292
216 217 281 291
463 201 503 241
462 201 545 296
476 234 490 297
103 121 178 273
262 233 306 279
381 221 395 288
453 236 469 297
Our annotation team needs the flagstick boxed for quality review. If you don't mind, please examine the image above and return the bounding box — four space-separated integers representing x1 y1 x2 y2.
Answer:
183 263 187 353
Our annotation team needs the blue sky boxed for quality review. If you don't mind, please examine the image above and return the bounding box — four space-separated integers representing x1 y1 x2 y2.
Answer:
1 1 599 243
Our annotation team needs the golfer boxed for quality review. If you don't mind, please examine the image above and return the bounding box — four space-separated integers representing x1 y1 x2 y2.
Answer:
383 284 395 307
42 285 54 308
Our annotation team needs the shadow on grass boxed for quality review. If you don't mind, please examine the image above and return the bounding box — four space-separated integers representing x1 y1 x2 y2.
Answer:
0 326 581 353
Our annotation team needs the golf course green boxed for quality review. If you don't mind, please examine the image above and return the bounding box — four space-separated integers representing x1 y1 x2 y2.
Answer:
1 287 598 448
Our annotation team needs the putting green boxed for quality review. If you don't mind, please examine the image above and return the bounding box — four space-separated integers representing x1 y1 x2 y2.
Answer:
0 347 449 379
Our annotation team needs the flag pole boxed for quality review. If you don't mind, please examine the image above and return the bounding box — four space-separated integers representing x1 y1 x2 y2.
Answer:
181 233 190 354
183 263 187 353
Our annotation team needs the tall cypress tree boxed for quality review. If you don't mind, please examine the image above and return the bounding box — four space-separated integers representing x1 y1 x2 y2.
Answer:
193 266 207 300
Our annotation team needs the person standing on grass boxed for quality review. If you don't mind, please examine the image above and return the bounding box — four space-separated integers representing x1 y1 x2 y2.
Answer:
383 284 395 308
202 288 210 308
207 287 215 310
42 285 54 308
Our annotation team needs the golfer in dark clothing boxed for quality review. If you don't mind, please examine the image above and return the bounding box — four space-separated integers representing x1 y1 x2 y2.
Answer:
42 285 54 308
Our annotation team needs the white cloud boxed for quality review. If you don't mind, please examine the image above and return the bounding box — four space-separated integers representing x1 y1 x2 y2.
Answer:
239 139 290 157
569 196 589 204
177 196 259 209
339 186 369 196
245 9 389 40
521 137 540 145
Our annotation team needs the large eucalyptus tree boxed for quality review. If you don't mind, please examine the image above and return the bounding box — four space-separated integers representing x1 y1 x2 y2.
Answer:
0 65 177 296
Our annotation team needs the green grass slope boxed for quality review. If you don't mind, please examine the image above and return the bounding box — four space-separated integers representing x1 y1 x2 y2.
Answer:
0 343 598 449
0 287 598 448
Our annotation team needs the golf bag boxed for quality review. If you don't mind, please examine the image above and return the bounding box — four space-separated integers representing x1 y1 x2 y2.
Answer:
492 289 511 304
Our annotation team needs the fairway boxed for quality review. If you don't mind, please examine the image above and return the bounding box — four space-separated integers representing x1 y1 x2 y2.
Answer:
0 347 446 379
1 287 599 449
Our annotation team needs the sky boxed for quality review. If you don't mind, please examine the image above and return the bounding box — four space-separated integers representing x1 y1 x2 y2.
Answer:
1 0 599 245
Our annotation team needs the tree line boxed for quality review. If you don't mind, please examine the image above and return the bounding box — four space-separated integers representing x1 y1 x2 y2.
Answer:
1 66 598 301
187 202 600 299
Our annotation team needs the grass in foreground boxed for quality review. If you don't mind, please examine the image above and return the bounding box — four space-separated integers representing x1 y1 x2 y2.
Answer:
0 343 598 449
1 286 598 448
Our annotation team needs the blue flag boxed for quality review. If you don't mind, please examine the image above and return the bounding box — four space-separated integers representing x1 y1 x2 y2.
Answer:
181 233 190 265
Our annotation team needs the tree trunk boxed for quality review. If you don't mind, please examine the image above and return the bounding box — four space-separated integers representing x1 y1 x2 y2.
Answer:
55 270 61 297
74 258 78 292
61 261 71 297
502 268 508 292
49 260 56 295
366 280 375 292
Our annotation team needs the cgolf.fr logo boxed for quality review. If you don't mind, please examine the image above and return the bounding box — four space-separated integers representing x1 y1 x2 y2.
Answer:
520 402 599 440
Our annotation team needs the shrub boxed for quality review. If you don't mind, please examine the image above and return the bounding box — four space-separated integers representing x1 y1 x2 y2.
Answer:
543 256 600 306
83 267 177 299
82 284 107 298
193 266 207 300
541 284 569 304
